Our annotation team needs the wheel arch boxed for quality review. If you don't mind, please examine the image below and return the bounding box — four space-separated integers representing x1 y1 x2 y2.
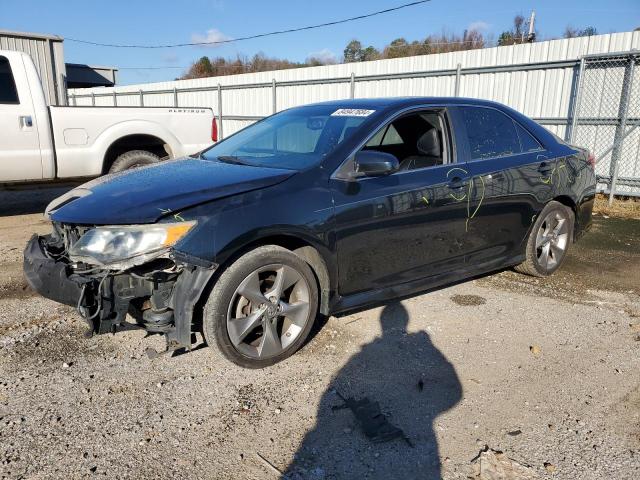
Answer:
191 232 335 338
224 234 334 316
102 134 170 173
87 119 181 174
552 194 579 240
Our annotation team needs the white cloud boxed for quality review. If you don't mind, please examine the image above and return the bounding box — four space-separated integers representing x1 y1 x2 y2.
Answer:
306 48 337 64
468 21 490 32
191 28 231 48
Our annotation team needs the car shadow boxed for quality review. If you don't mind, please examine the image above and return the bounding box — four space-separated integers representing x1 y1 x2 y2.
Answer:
0 184 78 217
284 302 462 479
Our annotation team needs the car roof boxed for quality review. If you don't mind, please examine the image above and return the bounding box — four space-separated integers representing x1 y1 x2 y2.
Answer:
302 96 566 153
302 97 506 110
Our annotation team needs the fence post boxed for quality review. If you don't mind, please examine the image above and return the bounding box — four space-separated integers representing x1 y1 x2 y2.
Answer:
173 87 178 107
272 79 277 114
454 63 462 96
113 91 117 107
139 89 144 107
350 72 355 98
569 57 586 144
70 93 76 106
91 92 95 106
609 54 635 205
217 83 224 140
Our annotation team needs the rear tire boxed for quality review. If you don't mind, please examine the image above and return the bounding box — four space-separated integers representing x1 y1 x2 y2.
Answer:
515 201 574 277
203 246 319 368
108 150 160 173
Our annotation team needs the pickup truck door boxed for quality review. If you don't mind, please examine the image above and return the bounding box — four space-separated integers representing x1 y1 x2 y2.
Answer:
0 54 44 181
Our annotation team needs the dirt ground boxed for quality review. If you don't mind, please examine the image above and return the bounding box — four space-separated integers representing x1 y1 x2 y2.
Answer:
0 187 639 480
593 194 640 220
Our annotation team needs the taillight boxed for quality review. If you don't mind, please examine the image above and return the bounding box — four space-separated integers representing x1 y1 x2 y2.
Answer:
587 152 596 170
211 118 218 142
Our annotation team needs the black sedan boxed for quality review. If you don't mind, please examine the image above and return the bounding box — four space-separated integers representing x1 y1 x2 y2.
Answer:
24 97 596 368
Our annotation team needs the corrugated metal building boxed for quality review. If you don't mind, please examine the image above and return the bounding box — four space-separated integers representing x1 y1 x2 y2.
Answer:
0 29 119 105
65 63 118 89
0 29 67 105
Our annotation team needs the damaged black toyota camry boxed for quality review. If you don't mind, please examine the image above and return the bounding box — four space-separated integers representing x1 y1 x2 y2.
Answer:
24 98 596 368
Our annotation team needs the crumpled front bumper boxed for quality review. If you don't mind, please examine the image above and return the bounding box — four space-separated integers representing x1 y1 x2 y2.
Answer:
23 234 85 307
23 234 216 348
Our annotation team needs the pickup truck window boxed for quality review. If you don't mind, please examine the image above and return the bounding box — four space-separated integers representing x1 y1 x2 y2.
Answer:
0 56 19 104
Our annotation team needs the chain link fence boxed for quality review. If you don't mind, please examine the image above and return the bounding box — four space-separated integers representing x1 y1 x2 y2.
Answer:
570 52 640 201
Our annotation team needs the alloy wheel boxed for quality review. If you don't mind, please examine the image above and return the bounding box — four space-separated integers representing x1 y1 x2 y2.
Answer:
535 210 570 271
226 264 311 359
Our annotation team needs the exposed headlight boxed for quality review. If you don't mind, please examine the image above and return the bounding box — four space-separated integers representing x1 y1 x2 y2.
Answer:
68 221 196 268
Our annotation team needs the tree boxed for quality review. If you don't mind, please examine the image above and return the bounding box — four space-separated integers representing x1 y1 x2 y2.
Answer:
343 40 363 62
343 40 380 62
180 11 532 79
361 46 380 61
385 38 410 58
189 56 214 77
498 31 515 46
498 14 527 46
564 26 598 38
513 15 525 40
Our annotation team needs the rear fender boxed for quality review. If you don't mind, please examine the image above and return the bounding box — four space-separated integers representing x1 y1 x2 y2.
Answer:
56 120 179 178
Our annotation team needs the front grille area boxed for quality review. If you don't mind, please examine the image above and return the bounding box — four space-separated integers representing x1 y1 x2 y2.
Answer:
53 223 92 253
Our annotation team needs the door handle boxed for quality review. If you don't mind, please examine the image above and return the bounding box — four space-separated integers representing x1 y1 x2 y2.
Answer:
447 177 468 189
537 162 554 174
19 115 33 128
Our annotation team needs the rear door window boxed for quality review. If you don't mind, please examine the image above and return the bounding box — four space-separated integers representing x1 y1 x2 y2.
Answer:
460 106 520 160
0 56 19 104
515 122 543 152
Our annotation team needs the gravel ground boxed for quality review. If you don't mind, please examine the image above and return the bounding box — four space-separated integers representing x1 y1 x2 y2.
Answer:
0 187 639 480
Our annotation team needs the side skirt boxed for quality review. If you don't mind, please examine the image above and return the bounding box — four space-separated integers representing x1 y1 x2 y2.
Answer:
330 254 524 315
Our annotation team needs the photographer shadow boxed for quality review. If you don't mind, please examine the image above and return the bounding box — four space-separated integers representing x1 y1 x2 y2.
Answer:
284 302 462 479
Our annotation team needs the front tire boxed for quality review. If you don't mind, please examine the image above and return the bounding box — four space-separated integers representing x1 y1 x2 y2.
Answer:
515 201 574 277
203 246 319 368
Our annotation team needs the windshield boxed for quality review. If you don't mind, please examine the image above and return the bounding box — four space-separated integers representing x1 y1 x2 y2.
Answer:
201 105 374 170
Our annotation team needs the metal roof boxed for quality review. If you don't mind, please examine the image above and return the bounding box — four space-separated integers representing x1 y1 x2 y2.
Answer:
0 29 63 42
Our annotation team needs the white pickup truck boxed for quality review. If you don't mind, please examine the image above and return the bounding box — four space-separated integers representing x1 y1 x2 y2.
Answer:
0 50 216 184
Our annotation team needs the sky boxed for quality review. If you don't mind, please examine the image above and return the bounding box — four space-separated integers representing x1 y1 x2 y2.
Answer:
2 0 639 85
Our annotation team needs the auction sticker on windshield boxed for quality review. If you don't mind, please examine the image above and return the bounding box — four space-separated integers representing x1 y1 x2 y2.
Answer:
331 109 376 117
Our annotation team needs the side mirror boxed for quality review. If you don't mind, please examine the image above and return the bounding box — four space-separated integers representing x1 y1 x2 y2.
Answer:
354 150 399 177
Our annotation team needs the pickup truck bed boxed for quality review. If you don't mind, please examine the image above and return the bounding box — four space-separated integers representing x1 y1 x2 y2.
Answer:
49 106 214 178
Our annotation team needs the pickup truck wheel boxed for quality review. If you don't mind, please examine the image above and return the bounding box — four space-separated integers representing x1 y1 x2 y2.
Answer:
515 201 574 277
109 150 160 173
203 245 319 368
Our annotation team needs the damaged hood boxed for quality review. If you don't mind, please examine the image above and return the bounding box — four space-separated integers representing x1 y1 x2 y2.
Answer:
46 158 296 225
